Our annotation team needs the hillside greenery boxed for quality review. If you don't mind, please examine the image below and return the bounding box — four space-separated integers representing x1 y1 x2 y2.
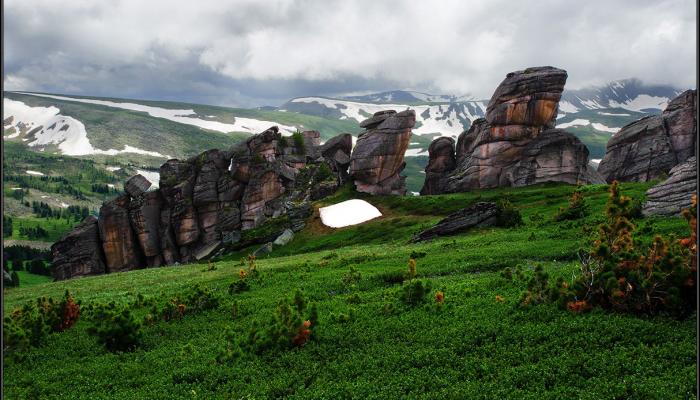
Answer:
2 181 695 399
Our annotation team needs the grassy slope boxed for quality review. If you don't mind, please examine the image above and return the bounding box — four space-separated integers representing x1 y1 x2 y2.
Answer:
2 182 695 399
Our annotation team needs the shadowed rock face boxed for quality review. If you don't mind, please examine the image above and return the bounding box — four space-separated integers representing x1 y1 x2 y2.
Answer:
52 128 350 280
598 90 696 183
423 66 602 193
51 216 106 280
643 157 697 217
420 137 456 195
321 133 353 183
350 110 415 195
98 195 145 272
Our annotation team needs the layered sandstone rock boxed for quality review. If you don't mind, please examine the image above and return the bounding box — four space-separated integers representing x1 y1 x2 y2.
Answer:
52 128 349 280
597 90 696 183
642 157 697 217
349 110 415 195
51 216 106 280
423 66 602 193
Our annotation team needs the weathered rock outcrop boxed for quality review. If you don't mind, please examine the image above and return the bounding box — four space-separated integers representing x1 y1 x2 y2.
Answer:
349 110 415 195
422 66 602 193
413 202 499 242
51 216 106 280
420 137 456 195
51 128 349 280
642 157 697 217
597 90 696 183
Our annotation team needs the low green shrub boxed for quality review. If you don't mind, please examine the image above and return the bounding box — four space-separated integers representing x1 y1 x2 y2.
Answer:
87 303 142 352
495 199 523 227
555 188 589 221
218 290 319 360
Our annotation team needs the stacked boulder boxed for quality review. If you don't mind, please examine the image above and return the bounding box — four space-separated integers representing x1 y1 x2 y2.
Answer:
349 110 415 195
597 89 696 183
51 127 351 280
420 66 603 194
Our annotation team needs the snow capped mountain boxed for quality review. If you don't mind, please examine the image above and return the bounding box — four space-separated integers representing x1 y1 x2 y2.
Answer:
560 79 683 113
282 96 487 137
342 90 477 104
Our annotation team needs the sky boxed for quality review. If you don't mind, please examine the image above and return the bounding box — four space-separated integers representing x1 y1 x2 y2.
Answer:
3 0 697 108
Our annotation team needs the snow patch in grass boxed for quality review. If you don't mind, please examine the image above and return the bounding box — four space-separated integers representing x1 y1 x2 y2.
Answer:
26 170 45 176
319 199 382 228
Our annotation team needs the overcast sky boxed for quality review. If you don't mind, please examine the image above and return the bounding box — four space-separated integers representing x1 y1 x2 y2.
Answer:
3 0 697 107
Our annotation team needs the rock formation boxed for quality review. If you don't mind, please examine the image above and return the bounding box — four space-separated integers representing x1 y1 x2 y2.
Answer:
413 202 499 242
51 216 106 280
642 157 697 217
421 66 603 194
420 137 456 195
51 127 349 280
349 110 415 195
597 90 696 183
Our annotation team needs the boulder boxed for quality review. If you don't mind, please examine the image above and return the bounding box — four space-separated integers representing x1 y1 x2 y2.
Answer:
643 157 697 217
424 66 601 193
420 137 456 195
273 228 295 246
598 90 696 182
350 110 415 195
124 174 152 198
413 202 499 242
51 216 106 280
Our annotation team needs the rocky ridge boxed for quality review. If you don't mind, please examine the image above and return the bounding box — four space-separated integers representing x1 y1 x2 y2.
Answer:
51 128 352 280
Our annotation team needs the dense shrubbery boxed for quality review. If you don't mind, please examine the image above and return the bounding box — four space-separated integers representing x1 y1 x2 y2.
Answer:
3 291 81 356
511 182 697 317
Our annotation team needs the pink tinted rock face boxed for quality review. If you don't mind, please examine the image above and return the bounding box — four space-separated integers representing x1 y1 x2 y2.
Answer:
423 66 602 193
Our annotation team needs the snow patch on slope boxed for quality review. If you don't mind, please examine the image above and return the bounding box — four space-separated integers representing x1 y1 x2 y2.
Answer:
4 98 172 157
16 92 297 135
609 95 670 112
556 118 620 134
319 199 382 228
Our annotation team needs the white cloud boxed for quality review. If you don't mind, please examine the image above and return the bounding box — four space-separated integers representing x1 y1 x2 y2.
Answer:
4 0 696 105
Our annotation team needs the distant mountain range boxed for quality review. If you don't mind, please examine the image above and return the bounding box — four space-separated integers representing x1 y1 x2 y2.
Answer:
2 78 691 202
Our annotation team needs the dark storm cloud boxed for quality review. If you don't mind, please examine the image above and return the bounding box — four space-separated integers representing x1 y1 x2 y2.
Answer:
3 0 696 107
